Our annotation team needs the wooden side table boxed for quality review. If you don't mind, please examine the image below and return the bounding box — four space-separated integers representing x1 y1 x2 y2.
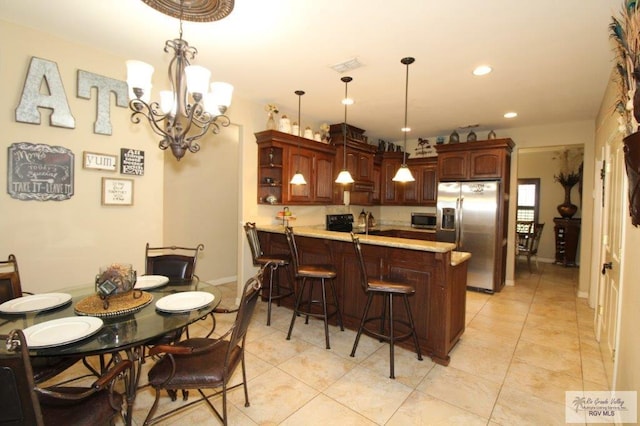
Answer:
554 218 581 266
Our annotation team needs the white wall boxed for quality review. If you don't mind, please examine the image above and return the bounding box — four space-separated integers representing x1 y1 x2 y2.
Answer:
0 20 164 290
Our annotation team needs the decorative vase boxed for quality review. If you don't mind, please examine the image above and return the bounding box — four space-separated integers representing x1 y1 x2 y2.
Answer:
557 185 578 218
449 130 459 144
266 112 276 130
623 131 640 226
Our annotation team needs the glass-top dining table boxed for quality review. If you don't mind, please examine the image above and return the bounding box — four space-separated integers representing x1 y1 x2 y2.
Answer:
0 279 222 426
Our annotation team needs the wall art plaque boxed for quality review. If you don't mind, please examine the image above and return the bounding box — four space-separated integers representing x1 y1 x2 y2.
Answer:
83 151 117 171
7 142 74 201
120 148 144 176
101 177 133 206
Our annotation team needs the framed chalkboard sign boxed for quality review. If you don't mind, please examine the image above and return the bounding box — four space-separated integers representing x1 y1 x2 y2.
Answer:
7 142 74 201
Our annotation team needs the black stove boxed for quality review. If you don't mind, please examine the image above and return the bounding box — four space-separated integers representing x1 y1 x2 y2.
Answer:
326 214 354 232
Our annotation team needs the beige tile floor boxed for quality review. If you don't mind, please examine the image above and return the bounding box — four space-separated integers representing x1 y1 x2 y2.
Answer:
59 262 608 425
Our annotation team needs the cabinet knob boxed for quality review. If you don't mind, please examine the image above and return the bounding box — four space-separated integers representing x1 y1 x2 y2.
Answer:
601 262 612 275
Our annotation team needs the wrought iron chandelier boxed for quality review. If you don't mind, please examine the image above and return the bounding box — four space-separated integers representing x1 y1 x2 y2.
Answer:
126 1 233 161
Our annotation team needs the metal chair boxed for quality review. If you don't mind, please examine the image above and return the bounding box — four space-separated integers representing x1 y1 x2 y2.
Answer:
143 266 265 426
517 223 545 272
0 254 85 384
0 254 25 304
243 222 293 325
144 243 205 284
144 243 206 343
0 329 131 426
350 233 422 379
284 226 344 349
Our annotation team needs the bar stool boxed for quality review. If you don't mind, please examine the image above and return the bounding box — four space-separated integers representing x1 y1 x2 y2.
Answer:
284 226 344 349
350 233 422 379
244 222 294 326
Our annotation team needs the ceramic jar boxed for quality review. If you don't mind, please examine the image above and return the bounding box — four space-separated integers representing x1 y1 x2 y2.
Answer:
278 115 291 133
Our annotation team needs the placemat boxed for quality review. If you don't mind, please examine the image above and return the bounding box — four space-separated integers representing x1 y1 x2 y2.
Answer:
75 291 153 318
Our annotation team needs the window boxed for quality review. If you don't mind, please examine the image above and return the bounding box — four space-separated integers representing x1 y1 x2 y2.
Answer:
517 178 540 232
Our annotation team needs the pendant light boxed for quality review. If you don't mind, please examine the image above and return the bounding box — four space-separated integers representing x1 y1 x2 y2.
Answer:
335 76 355 184
392 57 416 182
290 90 307 185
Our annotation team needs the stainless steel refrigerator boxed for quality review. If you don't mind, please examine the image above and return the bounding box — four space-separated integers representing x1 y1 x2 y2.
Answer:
436 181 499 292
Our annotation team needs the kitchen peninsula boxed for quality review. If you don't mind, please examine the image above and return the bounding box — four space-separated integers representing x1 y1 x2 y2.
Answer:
257 225 471 366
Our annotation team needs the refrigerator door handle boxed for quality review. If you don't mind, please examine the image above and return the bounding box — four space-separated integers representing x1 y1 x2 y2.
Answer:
454 197 462 248
458 196 464 248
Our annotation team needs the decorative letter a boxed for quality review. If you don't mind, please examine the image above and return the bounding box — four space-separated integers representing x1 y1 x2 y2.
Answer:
15 57 76 128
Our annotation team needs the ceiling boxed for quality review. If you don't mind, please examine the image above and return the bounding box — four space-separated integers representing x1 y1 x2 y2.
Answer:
2 0 620 143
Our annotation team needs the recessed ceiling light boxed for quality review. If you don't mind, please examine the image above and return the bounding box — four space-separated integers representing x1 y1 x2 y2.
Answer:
504 112 518 119
473 65 492 76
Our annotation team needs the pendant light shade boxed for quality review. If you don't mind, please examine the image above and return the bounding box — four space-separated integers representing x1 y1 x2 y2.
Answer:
290 90 307 185
290 172 307 185
392 57 416 183
335 76 355 184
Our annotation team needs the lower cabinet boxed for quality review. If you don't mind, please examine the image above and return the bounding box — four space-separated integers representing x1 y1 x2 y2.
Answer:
258 230 467 366
554 218 581 266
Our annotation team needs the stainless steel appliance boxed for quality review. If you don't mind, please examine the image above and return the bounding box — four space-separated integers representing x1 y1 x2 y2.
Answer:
411 212 437 230
436 181 499 292
326 214 354 232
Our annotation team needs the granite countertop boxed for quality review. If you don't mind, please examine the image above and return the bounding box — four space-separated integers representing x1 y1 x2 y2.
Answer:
257 224 471 265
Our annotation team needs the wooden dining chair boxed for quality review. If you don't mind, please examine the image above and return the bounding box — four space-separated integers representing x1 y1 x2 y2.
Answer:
517 223 545 272
0 329 131 426
143 266 265 426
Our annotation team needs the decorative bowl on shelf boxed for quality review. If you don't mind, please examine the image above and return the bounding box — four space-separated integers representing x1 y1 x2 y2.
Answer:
265 194 277 204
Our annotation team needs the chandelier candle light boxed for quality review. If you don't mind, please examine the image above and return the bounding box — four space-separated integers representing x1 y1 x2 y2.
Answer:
392 57 416 182
290 90 307 185
126 1 233 161
336 76 355 184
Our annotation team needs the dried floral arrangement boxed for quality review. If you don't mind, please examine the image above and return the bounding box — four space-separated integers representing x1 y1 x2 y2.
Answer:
610 1 640 136
553 148 583 188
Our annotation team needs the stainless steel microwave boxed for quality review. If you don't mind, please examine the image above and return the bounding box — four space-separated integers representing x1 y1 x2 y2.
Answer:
411 212 437 229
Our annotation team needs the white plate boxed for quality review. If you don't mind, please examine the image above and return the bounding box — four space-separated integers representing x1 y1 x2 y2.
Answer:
23 317 103 349
0 293 72 314
155 291 214 313
134 275 170 290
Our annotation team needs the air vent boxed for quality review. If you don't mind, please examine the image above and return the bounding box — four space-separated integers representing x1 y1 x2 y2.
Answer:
330 57 363 73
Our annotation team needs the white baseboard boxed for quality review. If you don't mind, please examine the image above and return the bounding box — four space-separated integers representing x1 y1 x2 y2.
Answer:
204 276 237 286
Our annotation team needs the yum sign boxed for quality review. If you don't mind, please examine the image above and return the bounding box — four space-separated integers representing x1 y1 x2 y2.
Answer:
15 56 128 135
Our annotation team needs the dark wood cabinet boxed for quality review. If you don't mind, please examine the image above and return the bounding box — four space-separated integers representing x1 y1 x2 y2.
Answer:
330 123 377 205
436 139 514 292
259 230 467 366
435 139 514 181
379 151 404 205
554 218 581 266
256 130 336 205
371 161 381 204
403 157 438 205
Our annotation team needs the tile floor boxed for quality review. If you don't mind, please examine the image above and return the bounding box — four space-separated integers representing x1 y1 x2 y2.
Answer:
60 262 608 425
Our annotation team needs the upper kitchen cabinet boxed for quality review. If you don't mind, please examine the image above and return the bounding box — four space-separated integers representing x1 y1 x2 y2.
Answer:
379 151 405 205
256 130 336 205
435 139 515 181
404 157 438 205
330 123 378 205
